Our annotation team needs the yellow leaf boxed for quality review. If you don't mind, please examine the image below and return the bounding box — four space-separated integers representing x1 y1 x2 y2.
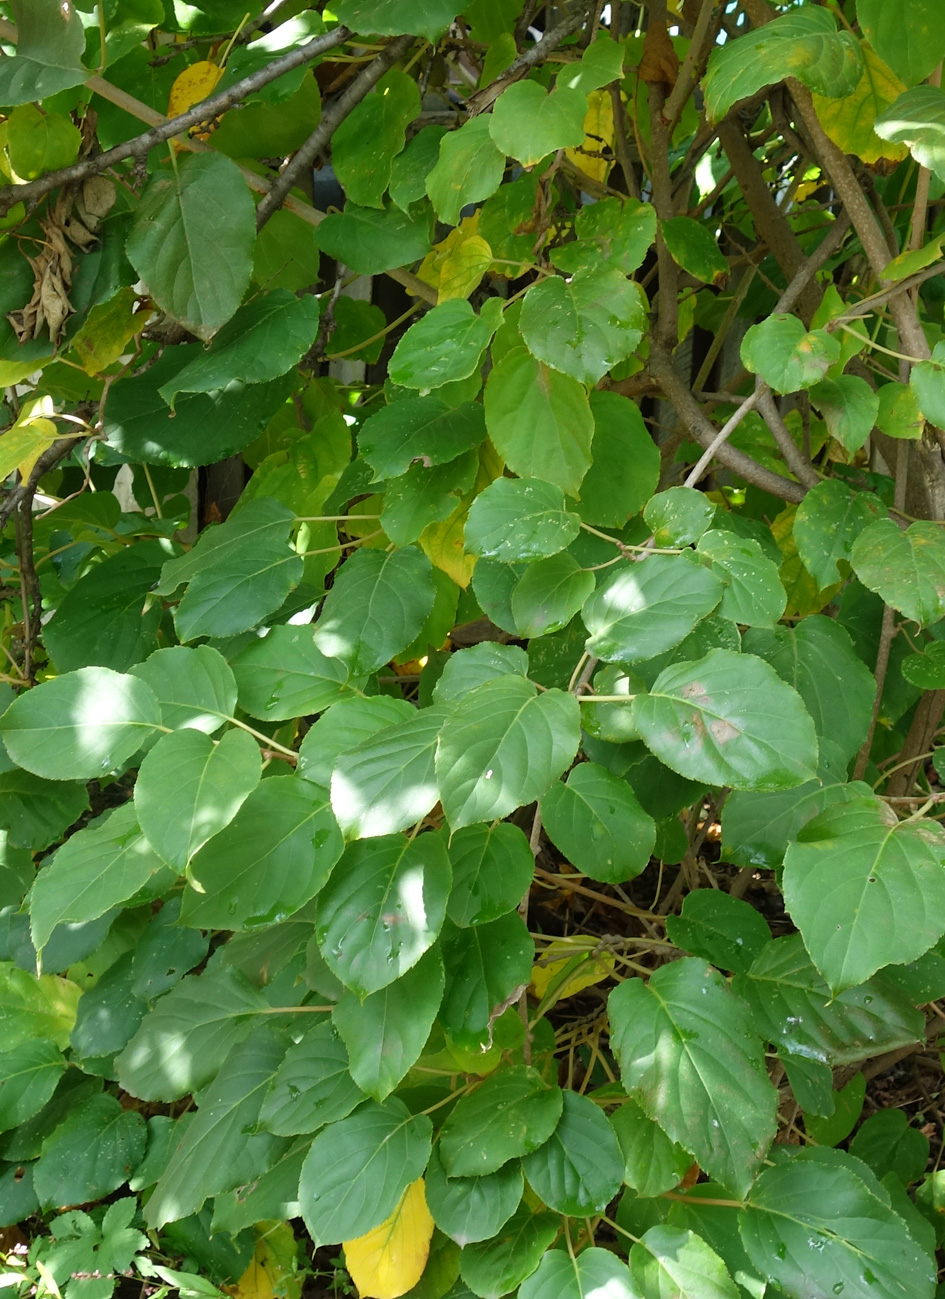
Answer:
812 44 907 166
231 1223 302 1299
772 506 841 618
565 88 615 183
416 215 488 299
438 235 493 303
0 395 60 482
167 61 225 139
531 936 616 1003
70 287 140 375
344 1179 434 1299
420 502 476 588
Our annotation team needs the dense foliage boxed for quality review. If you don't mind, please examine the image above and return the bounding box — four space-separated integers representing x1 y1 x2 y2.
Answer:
5 0 945 1296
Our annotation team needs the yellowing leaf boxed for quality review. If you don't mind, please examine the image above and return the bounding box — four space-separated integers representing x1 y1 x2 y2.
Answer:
420 502 476 587
812 44 907 166
231 1223 302 1299
168 60 225 120
71 287 140 375
343 1179 434 1299
531 936 616 1002
772 506 841 618
438 235 493 303
565 88 615 183
0 396 61 482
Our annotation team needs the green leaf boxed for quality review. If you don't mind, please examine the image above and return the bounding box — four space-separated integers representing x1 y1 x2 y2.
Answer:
358 397 486 480
849 1109 930 1186
439 913 533 1047
628 1226 739 1299
577 391 660 527
433 644 530 707
911 342 945 428
697 531 786 627
541 763 655 884
661 217 729 285
558 33 625 92
858 0 945 86
490 82 586 167
610 1098 692 1198
0 667 161 781
792 479 887 587
440 1065 563 1177
803 1071 867 1148
333 945 444 1100
666 891 771 975
734 934 925 1065
315 204 433 274
783 794 945 993
389 299 501 391
130 646 237 734
44 541 170 674
519 268 646 385
581 554 722 664
702 7 862 121
631 648 818 792
156 498 302 642
34 1093 145 1211
0 1039 65 1133
852 517 945 624
116 965 266 1102
435 676 581 829
877 381 924 439
446 822 534 927
298 696 415 788
183 775 343 930
644 487 715 547
331 704 448 839
521 1248 634 1299
0 0 88 106
484 349 594 496
521 1089 622 1215
426 116 506 227
740 315 841 393
425 1145 523 1246
459 1206 559 1299
510 554 594 638
157 291 320 406
0 766 88 852
259 1019 363 1136
231 625 354 722
390 124 448 210
134 727 261 871
551 197 656 277
315 832 451 997
608 960 777 1197
903 641 945 688
809 376 880 454
299 1098 433 1245
876 85 945 182
314 545 436 675
29 804 167 954
127 153 254 340
333 0 461 41
465 478 581 563
382 451 480 546
0 965 80 1051
146 1027 286 1228
332 69 420 208
739 1147 935 1299
743 617 875 764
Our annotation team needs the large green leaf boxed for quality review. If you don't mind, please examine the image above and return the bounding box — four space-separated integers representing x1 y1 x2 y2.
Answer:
315 832 451 996
382 451 479 546
182 775 343 930
851 518 945 625
358 397 486 480
425 1145 523 1247
389 299 501 391
29 804 167 955
116 966 266 1102
299 1098 433 1245
314 205 433 274
582 554 722 663
134 727 261 871
733 934 924 1066
577 391 659 527
552 196 656 277
445 822 534 928
858 0 945 86
0 765 88 852
739 1147 935 1299
875 86 945 182
332 69 420 208
130 646 237 734
127 153 255 339
298 696 415 788
510 554 594 639
426 116 506 226
702 7 862 121
541 763 655 884
610 1098 692 1199
484 349 594 496
44 542 169 674
34 1093 145 1211
697 532 786 628
435 676 581 829
464 478 581 563
459 1205 559 1299
608 960 777 1198
146 1027 286 1228
782 795 945 992
0 0 88 105
0 1039 66 1134
661 217 729 285
519 268 646 385
490 82 586 167
792 479 886 588
433 644 529 707
333 945 444 1100
0 965 80 1051
314 545 436 675
439 1066 563 1177
809 377 880 455
333 0 461 41
157 291 320 406
521 1090 622 1216
0 667 161 781
331 704 448 839
439 913 534 1048
230 625 354 722
665 890 771 975
631 649 818 792
628 1227 738 1299
259 1019 363 1137
520 1248 634 1299
740 315 840 393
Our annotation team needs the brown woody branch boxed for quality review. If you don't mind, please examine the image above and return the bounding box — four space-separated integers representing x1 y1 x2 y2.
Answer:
466 5 592 114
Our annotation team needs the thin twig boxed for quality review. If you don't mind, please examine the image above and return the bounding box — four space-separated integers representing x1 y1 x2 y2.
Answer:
682 385 766 488
757 390 820 489
466 5 592 114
